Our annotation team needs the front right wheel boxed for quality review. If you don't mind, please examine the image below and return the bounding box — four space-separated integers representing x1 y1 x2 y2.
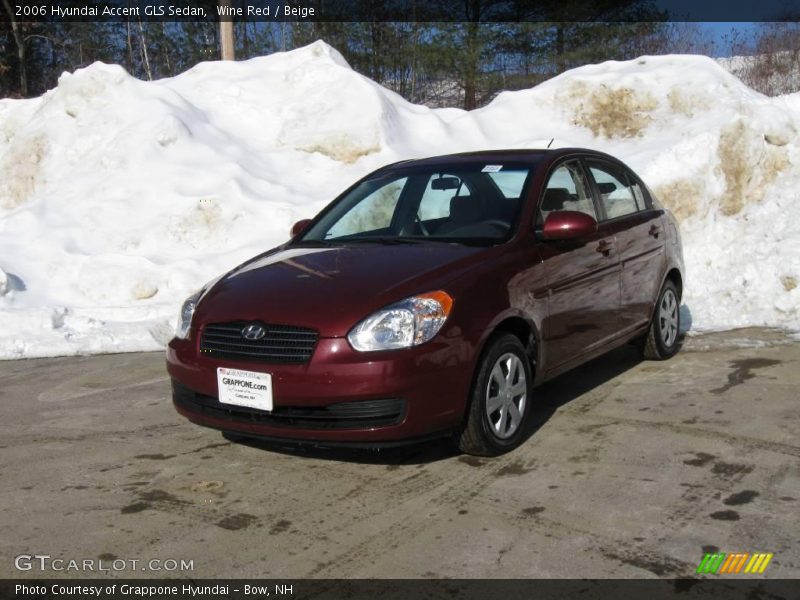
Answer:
458 333 533 456
643 280 681 360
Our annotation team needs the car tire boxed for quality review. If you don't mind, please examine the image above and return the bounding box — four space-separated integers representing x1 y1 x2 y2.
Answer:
458 333 533 456
643 280 681 360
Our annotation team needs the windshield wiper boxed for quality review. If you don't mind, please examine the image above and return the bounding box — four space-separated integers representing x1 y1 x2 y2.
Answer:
291 239 334 247
340 237 455 245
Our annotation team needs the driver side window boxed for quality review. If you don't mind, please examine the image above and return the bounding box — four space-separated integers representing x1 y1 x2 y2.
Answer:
539 161 597 225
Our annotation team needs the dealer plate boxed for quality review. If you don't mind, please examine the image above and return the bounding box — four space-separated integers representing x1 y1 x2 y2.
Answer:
217 367 273 412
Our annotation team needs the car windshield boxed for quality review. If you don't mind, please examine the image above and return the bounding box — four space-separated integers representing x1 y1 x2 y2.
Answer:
297 163 534 246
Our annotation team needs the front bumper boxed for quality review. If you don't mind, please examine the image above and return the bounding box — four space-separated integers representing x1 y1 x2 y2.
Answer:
166 334 475 444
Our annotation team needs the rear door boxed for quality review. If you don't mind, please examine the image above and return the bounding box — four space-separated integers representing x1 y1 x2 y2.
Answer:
585 160 666 335
537 159 622 370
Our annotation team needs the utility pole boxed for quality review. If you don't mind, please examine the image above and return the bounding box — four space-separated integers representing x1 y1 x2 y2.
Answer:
219 0 235 60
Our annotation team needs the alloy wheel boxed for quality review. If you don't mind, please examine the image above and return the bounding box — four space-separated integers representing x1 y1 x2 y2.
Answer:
485 352 527 439
659 288 679 347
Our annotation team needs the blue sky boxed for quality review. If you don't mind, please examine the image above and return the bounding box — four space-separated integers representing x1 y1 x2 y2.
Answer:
698 22 759 56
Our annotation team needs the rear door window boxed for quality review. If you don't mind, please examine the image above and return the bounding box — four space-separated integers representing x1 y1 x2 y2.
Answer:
587 162 642 220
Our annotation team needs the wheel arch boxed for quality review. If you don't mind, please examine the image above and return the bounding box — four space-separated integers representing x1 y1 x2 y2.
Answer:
457 313 543 455
646 267 683 326
476 313 542 381
665 267 683 301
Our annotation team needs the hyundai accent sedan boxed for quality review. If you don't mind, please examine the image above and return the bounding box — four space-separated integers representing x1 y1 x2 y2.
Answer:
167 149 684 456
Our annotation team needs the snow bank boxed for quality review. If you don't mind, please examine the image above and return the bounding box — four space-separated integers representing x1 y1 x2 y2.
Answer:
1 41 799 358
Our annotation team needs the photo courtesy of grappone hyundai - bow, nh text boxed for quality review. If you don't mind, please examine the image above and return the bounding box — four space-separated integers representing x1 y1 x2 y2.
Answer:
167 148 684 456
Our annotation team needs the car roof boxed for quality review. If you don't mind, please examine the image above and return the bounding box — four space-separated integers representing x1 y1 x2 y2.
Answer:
381 148 622 170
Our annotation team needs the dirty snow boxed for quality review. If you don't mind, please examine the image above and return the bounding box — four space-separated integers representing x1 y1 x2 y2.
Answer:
0 42 798 358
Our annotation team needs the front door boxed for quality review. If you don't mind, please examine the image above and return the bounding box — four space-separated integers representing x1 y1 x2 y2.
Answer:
536 160 622 371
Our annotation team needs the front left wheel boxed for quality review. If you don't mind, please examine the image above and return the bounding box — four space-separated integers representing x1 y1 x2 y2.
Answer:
458 333 533 456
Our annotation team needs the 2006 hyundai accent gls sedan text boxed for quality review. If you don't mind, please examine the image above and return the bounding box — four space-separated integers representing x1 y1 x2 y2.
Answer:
166 148 685 456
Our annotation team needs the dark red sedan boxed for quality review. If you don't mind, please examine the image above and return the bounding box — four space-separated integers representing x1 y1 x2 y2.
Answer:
167 149 684 456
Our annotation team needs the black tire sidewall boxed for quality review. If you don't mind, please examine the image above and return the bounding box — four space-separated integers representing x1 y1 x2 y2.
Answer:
652 281 680 357
471 334 533 452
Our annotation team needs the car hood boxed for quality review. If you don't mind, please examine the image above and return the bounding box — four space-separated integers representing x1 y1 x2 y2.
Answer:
194 243 485 337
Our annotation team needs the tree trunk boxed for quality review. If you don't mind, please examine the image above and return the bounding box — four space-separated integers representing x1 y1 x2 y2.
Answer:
410 21 418 102
2 0 28 96
555 24 565 73
126 18 134 72
138 19 153 80
161 22 172 74
463 19 480 110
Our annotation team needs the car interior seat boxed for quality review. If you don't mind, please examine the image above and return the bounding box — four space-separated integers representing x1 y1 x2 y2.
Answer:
437 195 485 235
541 187 571 212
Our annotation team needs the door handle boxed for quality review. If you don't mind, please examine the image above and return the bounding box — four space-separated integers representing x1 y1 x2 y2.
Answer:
649 224 661 238
595 240 612 256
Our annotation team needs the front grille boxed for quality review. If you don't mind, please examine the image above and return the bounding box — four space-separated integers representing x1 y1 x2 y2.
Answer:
200 321 318 363
172 381 406 430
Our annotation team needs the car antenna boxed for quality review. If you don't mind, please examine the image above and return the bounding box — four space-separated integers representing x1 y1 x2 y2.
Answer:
547 138 554 149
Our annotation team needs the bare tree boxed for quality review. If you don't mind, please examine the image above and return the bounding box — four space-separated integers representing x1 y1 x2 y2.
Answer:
2 0 27 96
722 22 800 96
137 18 152 79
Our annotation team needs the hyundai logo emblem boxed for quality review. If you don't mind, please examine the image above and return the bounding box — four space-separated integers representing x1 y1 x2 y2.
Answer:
241 324 266 340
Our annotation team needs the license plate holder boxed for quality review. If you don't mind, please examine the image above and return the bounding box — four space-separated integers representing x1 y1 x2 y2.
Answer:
217 367 273 412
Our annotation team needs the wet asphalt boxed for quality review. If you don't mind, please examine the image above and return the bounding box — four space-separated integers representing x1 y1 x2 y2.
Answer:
0 328 798 579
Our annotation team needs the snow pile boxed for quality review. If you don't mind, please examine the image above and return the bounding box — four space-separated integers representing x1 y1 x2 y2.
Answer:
1 42 799 358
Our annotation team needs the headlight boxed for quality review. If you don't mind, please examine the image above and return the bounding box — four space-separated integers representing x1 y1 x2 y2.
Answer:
175 290 202 340
347 290 454 352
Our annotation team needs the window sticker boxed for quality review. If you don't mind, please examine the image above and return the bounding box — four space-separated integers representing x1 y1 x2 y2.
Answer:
481 164 503 173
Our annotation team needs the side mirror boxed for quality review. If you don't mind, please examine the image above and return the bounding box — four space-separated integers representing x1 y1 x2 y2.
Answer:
290 218 313 238
542 211 597 241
